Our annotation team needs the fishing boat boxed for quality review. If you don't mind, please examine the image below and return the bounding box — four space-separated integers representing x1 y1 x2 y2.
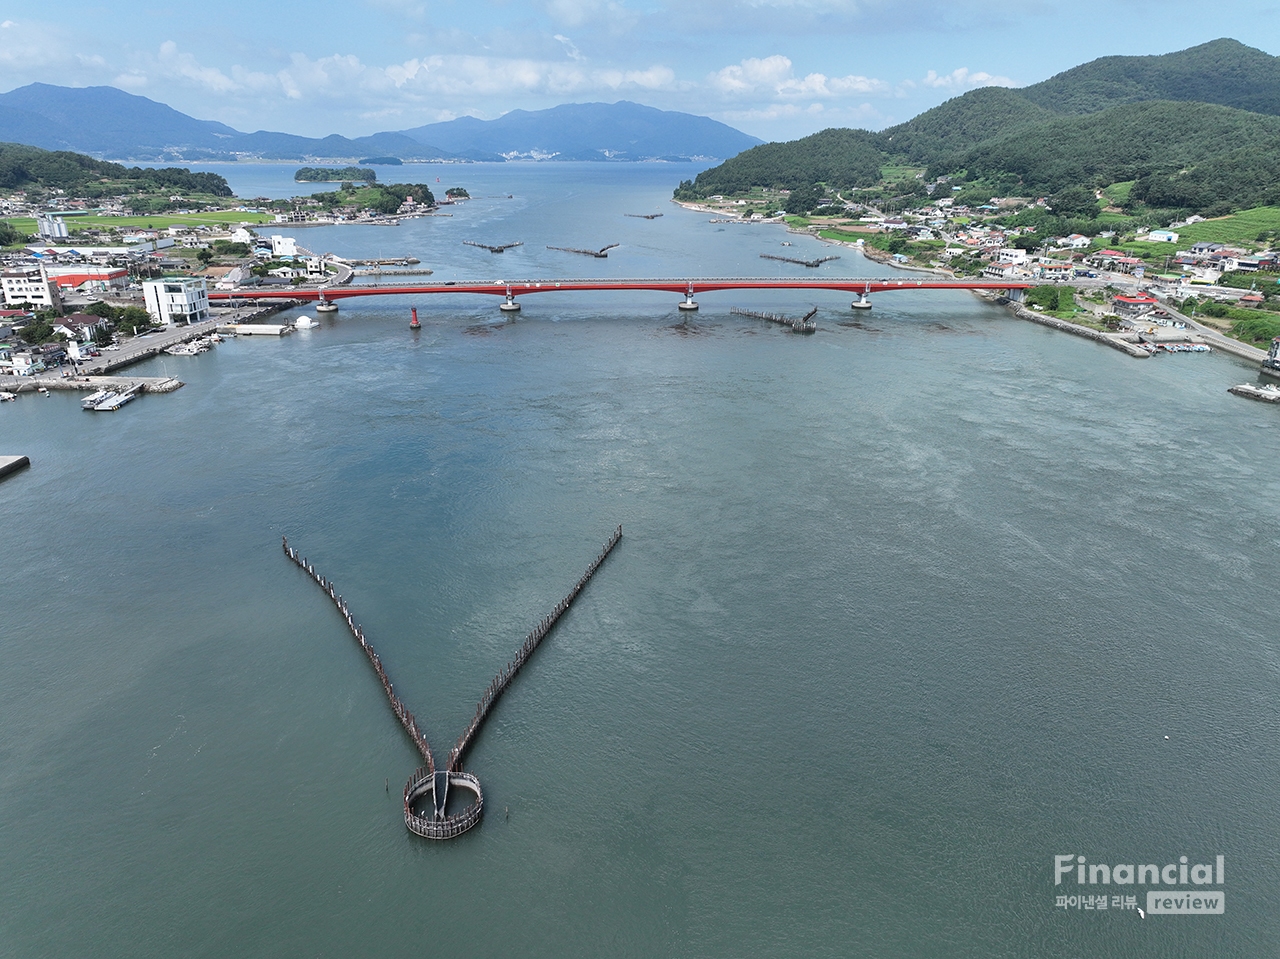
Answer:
410 307 421 329
90 384 141 411
1228 383 1280 403
81 389 115 410
0 391 16 402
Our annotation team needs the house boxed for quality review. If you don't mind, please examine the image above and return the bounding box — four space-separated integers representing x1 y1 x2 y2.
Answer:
270 235 298 258
52 313 110 342
1238 294 1265 308
1112 293 1160 316
1060 234 1091 249
983 261 1020 279
996 248 1028 265
1191 242 1224 254
1146 230 1179 243
142 277 210 326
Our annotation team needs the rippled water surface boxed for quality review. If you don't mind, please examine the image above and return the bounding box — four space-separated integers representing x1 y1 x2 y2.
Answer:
3 164 1279 958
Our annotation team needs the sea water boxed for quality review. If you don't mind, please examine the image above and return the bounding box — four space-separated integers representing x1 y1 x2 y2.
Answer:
2 164 1279 958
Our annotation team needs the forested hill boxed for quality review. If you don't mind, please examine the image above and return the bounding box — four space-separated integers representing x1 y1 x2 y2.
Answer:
678 38 1280 219
1019 38 1280 116
0 142 231 196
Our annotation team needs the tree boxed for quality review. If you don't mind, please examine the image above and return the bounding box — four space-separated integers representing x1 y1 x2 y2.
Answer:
1047 185 1102 219
18 320 54 344
196 247 213 266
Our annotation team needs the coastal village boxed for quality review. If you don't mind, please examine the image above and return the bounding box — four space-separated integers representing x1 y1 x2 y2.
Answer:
3 167 1280 393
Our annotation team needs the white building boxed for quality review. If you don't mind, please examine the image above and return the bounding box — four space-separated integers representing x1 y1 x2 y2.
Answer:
270 235 298 258
1145 230 1180 243
143 277 210 326
36 213 69 239
0 264 60 309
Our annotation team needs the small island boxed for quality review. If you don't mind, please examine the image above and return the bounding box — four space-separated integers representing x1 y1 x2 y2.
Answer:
295 166 377 183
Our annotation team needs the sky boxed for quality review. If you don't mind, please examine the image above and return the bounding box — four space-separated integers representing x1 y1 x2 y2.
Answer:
2 2 1279 142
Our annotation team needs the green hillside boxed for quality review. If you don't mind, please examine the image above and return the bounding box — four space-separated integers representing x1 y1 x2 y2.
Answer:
678 38 1280 222
0 142 231 198
1019 38 1280 116
676 128 883 197
953 101 1280 195
877 87 1055 166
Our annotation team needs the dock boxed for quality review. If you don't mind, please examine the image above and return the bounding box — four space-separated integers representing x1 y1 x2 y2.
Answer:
217 324 292 336
283 524 622 840
0 455 31 481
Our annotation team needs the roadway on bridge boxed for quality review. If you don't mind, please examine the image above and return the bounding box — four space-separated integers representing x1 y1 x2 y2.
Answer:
209 276 1031 305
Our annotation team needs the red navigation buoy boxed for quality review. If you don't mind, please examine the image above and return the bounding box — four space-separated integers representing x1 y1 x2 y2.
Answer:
410 307 420 329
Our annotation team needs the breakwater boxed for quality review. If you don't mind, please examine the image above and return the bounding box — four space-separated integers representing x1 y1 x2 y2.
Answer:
448 525 623 771
283 524 622 840
282 537 435 770
731 306 817 334
760 253 840 268
975 291 1151 359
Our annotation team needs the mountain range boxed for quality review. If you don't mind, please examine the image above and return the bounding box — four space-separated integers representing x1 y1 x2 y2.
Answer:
0 85 761 163
685 39 1280 216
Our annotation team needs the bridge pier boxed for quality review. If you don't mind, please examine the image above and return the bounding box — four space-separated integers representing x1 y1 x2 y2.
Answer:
677 292 698 312
315 301 338 315
500 295 521 313
851 294 872 310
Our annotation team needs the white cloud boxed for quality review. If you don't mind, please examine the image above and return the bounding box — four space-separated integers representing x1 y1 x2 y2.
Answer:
920 67 1016 89
709 55 888 100
554 34 585 61
546 0 637 30
157 41 238 93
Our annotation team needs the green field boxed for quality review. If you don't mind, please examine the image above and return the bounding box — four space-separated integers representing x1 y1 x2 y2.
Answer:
2 210 275 236
1101 180 1134 205
879 164 925 182
1175 207 1280 246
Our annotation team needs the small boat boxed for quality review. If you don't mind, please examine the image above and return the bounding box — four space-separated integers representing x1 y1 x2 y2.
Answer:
37 386 50 396
0 391 16 402
410 307 421 329
91 384 141 411
1228 383 1280 403
81 389 115 410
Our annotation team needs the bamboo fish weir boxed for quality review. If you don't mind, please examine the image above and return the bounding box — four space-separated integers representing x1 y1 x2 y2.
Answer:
282 525 622 839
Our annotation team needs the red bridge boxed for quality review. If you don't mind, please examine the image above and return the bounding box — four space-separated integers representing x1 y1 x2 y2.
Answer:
209 276 1030 313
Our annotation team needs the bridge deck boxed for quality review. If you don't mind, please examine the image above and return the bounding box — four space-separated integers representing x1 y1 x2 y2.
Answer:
211 277 1028 303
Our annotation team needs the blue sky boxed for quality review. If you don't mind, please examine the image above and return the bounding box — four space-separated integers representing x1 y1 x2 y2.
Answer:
3 2 1278 142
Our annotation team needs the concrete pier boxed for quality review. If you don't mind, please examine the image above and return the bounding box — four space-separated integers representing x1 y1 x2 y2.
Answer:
0 374 182 394
0 455 31 480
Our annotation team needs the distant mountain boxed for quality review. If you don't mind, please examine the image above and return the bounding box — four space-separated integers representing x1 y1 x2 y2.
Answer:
398 101 762 160
0 83 239 156
0 85 758 163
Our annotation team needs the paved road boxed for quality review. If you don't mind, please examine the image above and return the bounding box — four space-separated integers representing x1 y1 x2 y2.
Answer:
80 319 220 375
